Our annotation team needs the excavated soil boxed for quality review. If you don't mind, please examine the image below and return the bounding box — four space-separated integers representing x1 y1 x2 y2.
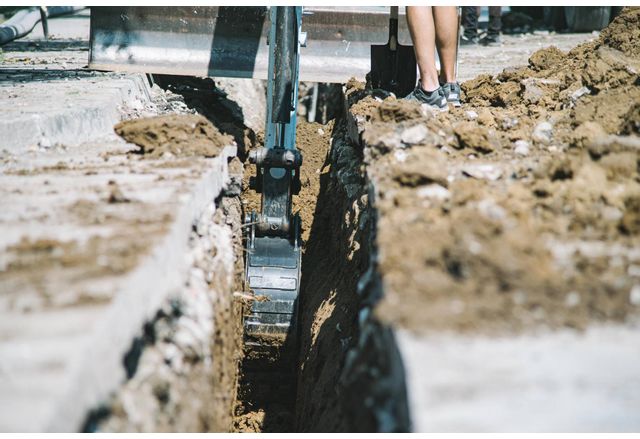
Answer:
347 7 640 334
114 114 232 159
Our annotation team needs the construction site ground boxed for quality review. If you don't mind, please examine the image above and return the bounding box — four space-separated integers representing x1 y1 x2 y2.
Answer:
1 7 639 433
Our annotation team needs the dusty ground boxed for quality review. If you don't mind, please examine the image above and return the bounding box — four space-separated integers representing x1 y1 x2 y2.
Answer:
346 7 640 334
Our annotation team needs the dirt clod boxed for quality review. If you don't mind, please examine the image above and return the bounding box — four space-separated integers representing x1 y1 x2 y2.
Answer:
114 114 233 158
345 7 640 334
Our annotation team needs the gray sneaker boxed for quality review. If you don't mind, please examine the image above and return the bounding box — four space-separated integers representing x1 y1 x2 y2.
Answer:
405 85 447 110
441 82 462 107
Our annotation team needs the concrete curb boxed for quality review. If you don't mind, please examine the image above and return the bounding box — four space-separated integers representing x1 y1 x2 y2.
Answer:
343 88 640 433
44 145 236 432
1 73 151 153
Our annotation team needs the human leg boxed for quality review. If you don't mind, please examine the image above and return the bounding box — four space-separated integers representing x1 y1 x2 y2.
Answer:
481 6 502 46
461 6 478 44
433 6 458 84
405 6 440 92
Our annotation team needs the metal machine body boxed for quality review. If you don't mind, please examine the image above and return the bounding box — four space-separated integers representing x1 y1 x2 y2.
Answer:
88 6 415 85
244 7 303 338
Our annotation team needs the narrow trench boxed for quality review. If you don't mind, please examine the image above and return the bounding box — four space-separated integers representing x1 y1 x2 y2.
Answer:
233 92 376 431
84 76 388 432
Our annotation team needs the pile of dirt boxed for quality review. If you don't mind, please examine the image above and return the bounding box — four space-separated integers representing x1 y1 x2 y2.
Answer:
114 114 233 159
346 7 640 334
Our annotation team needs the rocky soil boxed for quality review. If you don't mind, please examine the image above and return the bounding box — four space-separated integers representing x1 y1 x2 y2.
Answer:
346 7 640 334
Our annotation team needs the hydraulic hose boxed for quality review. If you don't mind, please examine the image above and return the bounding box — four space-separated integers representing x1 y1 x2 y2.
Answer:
0 6 84 46
272 6 297 124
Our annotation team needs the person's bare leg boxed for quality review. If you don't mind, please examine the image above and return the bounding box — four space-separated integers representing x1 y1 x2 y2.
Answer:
406 6 439 92
433 6 458 84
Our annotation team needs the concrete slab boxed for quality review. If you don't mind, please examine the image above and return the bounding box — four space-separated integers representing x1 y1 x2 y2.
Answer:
0 24 239 431
398 325 640 432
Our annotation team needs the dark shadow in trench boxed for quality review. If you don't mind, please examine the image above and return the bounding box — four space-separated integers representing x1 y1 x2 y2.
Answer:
293 118 376 432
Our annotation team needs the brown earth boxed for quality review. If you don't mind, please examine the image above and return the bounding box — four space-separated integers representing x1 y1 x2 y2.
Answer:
114 114 233 159
295 119 373 432
295 120 335 242
346 7 640 334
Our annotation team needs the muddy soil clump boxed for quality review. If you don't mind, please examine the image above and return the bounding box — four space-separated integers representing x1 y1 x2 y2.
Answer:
347 7 640 334
114 114 233 158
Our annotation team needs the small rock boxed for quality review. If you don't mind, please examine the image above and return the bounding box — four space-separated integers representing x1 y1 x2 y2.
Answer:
467 239 482 255
400 124 429 145
477 198 507 221
38 138 52 149
441 145 453 154
602 206 623 222
512 290 527 305
570 86 590 103
465 110 478 120
628 265 640 277
501 117 519 130
565 291 580 308
394 149 407 162
522 79 545 104
379 131 404 150
514 140 530 156
532 121 553 145
417 184 450 201
106 180 130 203
462 163 503 181
630 285 640 306
419 104 437 119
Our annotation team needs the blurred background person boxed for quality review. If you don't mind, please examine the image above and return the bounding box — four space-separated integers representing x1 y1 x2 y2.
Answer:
461 6 502 46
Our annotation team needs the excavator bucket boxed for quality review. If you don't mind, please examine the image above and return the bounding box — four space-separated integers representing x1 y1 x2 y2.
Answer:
88 6 414 84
